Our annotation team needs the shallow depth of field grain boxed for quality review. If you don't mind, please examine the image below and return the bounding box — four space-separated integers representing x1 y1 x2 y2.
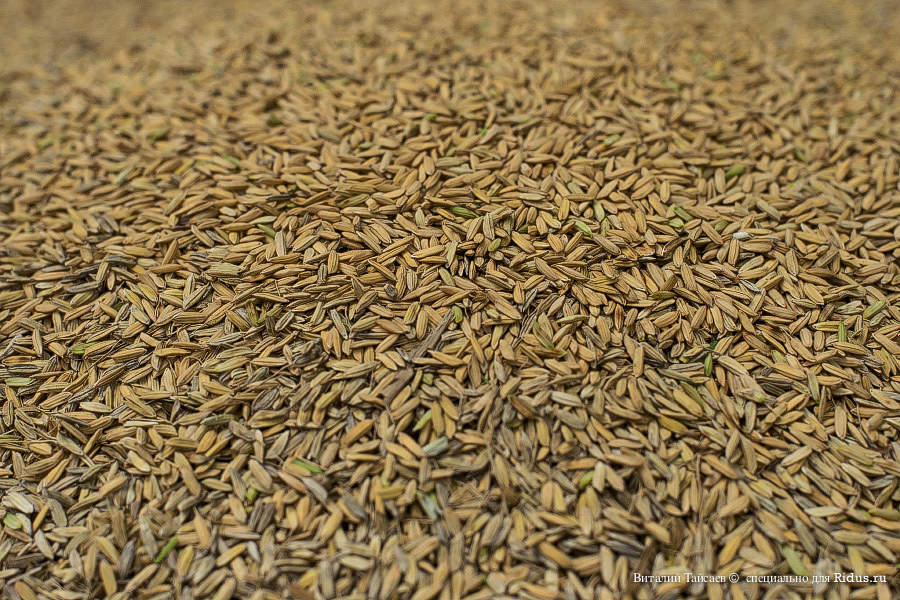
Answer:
1 0 899 599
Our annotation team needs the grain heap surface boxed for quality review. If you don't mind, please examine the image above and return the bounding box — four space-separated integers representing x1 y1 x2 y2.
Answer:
1 1 900 599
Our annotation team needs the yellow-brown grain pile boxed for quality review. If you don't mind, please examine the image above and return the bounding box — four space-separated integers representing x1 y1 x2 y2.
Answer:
1 0 900 599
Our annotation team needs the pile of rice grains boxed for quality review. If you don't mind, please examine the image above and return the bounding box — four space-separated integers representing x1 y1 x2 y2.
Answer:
1 0 898 598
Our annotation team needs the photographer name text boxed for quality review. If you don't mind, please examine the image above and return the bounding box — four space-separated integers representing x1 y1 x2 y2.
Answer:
633 572 888 585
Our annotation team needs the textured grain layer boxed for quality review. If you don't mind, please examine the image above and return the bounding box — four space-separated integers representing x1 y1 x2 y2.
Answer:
1 1 899 599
